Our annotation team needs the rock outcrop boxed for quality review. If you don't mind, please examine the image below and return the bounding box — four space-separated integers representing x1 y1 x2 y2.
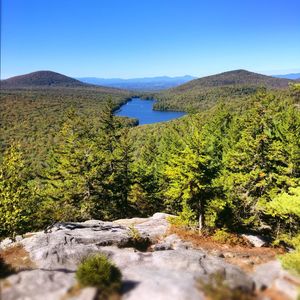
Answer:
0 213 299 300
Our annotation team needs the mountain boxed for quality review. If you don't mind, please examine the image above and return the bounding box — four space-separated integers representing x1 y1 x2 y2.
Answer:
154 69 296 112
1 71 88 88
273 73 300 80
77 75 197 91
171 69 292 93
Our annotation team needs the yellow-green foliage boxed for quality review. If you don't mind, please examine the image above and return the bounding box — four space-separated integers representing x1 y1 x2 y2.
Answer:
76 254 122 294
127 225 151 251
266 187 300 245
280 234 300 276
267 187 300 219
212 228 244 246
0 144 34 238
212 228 231 244
128 225 141 241
281 249 300 276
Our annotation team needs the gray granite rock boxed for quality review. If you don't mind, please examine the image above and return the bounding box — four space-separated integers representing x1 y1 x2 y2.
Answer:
2 213 291 300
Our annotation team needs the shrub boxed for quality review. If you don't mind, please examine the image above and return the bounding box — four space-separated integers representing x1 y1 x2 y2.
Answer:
212 228 245 246
76 254 122 295
128 225 141 241
212 228 231 243
127 225 151 251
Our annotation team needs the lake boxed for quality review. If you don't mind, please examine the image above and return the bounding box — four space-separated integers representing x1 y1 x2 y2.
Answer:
115 98 186 125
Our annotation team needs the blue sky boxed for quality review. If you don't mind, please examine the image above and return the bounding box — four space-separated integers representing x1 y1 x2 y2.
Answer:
1 0 300 79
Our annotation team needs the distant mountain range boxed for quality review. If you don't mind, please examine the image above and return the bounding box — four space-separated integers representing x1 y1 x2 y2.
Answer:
272 73 300 80
76 75 197 91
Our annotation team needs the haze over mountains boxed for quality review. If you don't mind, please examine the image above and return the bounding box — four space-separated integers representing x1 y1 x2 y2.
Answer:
77 75 196 91
272 73 300 80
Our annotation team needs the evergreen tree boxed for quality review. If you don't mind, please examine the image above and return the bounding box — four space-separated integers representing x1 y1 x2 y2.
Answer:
38 109 98 223
130 134 164 216
219 92 300 231
164 121 214 230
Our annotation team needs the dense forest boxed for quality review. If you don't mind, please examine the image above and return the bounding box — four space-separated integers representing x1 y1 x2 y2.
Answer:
1 81 300 275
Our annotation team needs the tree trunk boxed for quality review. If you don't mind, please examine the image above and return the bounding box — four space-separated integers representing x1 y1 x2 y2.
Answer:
198 200 203 233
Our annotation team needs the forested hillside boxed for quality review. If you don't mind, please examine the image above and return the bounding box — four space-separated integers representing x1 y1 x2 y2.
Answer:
152 70 296 112
0 87 132 172
1 71 89 88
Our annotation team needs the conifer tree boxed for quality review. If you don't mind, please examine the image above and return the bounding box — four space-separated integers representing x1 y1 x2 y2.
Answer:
219 92 300 230
38 109 98 223
164 121 214 230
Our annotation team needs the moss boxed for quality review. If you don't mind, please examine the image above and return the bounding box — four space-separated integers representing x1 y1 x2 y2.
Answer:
197 272 255 300
76 254 122 296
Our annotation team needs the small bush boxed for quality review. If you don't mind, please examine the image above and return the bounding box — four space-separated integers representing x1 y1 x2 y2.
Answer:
76 254 122 296
126 225 151 251
212 228 245 246
128 225 141 241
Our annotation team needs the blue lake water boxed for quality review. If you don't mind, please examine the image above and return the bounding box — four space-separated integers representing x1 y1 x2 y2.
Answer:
115 98 186 125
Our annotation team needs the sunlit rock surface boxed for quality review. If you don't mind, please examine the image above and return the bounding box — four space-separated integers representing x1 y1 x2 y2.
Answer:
1 213 298 300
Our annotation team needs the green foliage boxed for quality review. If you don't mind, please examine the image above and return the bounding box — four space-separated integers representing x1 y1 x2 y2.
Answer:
0 88 131 173
217 92 300 231
212 228 245 246
212 228 232 243
76 254 122 294
0 143 35 238
36 103 134 225
280 249 300 276
128 225 141 240
153 70 291 112
1 83 299 253
265 187 300 240
164 124 214 229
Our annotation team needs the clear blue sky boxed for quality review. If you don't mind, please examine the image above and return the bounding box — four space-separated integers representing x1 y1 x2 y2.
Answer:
1 0 300 79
